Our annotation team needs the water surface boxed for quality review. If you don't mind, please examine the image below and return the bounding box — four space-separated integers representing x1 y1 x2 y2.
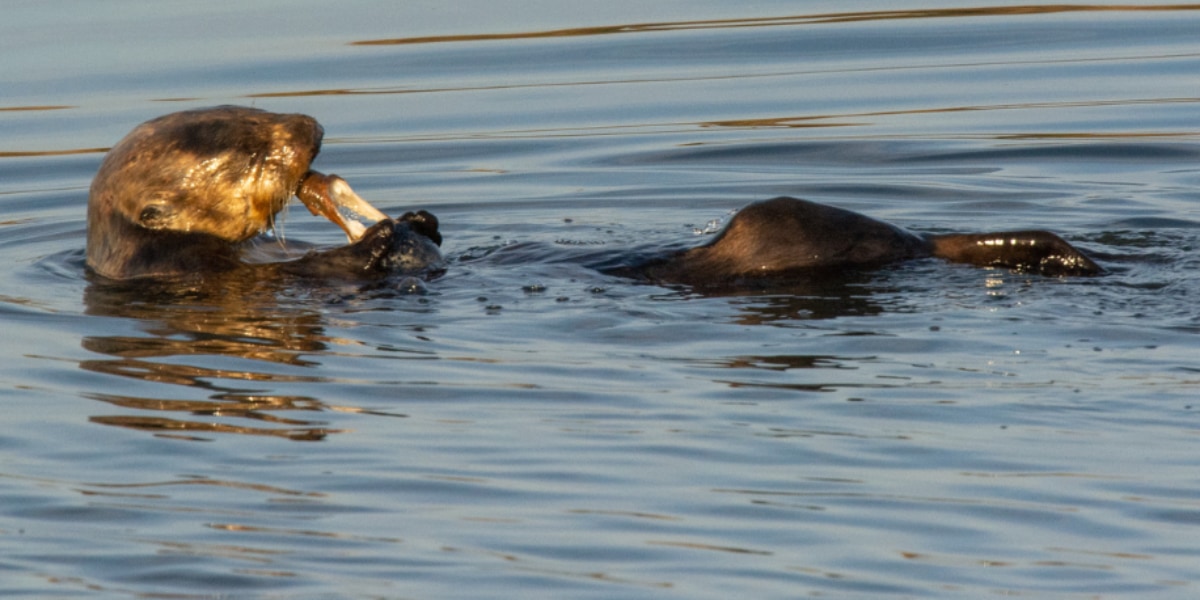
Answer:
2 2 1199 598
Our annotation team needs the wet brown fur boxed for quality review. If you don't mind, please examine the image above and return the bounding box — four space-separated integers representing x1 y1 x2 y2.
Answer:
87 106 322 279
639 197 1100 285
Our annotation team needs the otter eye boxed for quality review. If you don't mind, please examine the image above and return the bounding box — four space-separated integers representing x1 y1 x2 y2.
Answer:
137 204 169 229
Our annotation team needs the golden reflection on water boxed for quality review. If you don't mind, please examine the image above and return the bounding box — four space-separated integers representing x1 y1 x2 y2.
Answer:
351 4 1200 46
86 475 323 497
646 539 773 556
0 104 74 112
79 275 362 441
89 415 338 441
0 147 107 158
235 91 1197 145
207 522 403 543
705 97 1200 131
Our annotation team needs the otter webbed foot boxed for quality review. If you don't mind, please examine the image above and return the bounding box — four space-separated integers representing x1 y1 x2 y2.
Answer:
281 211 445 279
928 231 1102 277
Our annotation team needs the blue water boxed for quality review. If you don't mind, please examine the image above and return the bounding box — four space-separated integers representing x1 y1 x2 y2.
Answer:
2 2 1200 598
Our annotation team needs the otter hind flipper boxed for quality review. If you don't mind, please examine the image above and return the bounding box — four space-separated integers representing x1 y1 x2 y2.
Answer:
928 231 1102 277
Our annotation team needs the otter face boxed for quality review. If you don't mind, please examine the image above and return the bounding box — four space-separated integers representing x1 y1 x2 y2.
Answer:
107 106 321 241
87 106 324 279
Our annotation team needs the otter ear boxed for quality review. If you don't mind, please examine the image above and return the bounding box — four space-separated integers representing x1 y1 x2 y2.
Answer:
136 202 173 230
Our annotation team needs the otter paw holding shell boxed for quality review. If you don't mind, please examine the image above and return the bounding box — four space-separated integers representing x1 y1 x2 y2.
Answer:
281 211 445 279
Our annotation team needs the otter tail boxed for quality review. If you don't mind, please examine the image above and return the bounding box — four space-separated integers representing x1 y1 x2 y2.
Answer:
927 231 1101 277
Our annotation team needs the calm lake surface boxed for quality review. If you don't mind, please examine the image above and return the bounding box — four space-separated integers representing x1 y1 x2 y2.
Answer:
3 1 1199 597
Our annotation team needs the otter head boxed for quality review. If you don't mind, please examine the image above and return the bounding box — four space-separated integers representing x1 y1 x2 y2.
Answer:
87 106 323 279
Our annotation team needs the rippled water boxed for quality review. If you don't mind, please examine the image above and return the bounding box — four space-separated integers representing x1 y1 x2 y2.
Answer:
3 2 1200 598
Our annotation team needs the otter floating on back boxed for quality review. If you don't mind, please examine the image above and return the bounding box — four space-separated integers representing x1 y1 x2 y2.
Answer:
86 106 1100 284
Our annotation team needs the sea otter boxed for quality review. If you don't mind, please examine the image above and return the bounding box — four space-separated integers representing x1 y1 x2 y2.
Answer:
86 106 1100 284
622 196 1101 285
86 105 443 280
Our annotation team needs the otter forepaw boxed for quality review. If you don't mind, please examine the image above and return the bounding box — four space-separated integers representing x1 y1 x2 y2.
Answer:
397 210 442 246
282 216 445 280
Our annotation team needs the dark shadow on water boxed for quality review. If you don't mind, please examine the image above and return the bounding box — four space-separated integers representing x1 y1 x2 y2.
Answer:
473 239 902 323
687 271 897 324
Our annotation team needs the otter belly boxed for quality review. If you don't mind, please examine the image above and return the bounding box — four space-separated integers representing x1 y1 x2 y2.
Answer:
629 197 1099 286
637 197 932 285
